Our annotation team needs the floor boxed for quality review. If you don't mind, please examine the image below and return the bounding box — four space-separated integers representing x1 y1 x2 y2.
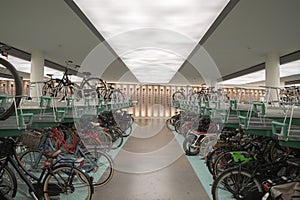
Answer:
93 118 211 200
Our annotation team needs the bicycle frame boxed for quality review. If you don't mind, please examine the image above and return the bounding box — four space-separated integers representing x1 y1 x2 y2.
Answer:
51 127 78 153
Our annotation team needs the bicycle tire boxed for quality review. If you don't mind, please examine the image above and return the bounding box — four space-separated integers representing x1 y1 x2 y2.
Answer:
19 149 47 173
172 91 185 101
0 164 17 198
199 135 217 157
83 149 114 187
80 129 113 153
80 78 107 99
211 168 263 200
203 140 217 158
43 164 93 200
109 127 124 149
183 134 201 156
206 148 225 175
165 118 175 131
213 151 236 178
119 123 132 137
108 90 125 102
0 58 22 120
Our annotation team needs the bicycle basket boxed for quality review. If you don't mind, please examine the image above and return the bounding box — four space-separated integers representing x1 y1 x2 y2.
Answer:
19 131 46 149
0 138 14 158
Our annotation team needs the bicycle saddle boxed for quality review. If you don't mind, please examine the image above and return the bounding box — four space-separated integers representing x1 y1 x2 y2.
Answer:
43 149 62 159
46 74 53 77
82 72 91 77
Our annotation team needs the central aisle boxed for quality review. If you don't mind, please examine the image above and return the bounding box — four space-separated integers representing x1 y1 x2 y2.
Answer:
93 119 210 200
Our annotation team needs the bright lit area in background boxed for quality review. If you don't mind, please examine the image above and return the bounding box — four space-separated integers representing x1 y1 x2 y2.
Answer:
0 55 82 82
74 0 229 83
219 59 300 85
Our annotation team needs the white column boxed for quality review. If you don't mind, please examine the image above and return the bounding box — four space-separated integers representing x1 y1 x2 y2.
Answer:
30 51 44 98
265 53 280 102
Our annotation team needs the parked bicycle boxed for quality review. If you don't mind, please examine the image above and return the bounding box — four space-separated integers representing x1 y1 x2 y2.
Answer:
42 61 79 100
19 127 114 188
0 137 94 200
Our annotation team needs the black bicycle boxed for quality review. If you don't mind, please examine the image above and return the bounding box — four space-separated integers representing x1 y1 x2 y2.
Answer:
0 137 94 200
42 61 79 100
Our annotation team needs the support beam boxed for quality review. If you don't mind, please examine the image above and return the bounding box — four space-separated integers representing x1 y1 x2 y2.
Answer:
265 52 280 102
30 51 44 98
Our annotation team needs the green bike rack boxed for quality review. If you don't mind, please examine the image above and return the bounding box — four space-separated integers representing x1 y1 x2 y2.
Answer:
253 101 265 116
0 94 7 109
40 96 51 107
18 113 34 127
67 97 75 107
229 99 237 110
272 121 288 140
238 115 248 129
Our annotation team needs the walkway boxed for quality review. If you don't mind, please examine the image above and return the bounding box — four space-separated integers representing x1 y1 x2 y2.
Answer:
94 118 211 200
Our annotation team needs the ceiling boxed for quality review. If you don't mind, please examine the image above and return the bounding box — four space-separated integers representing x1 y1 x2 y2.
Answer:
0 0 299 85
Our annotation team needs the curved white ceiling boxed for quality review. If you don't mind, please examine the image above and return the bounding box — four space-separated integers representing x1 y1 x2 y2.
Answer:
73 0 229 83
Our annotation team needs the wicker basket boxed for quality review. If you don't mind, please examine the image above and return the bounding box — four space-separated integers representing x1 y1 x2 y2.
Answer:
19 131 46 149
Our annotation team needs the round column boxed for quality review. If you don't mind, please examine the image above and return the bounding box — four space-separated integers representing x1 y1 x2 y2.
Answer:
265 53 280 102
30 51 44 98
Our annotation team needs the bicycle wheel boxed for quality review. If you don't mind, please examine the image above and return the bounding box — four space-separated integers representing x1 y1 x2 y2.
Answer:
0 58 22 120
199 135 217 157
206 148 225 175
213 151 236 178
83 149 114 187
183 134 201 156
203 140 218 157
81 78 107 99
19 149 47 173
211 168 263 200
109 90 125 102
165 118 174 131
0 164 17 198
109 127 124 149
43 164 93 200
119 123 132 137
81 130 113 153
172 91 185 101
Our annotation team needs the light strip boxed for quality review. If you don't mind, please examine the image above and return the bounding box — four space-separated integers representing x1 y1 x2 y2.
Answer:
73 0 229 83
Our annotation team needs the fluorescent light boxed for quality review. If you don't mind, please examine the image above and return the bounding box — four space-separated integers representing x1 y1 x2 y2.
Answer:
74 0 229 83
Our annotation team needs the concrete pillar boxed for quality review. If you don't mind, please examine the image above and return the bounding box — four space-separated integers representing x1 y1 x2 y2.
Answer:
30 51 44 98
265 53 280 103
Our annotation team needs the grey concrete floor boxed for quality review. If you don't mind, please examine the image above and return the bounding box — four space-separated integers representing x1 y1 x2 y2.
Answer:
93 118 210 200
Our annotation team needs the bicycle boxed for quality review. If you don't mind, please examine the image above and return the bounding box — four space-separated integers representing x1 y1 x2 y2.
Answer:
211 152 299 200
42 61 79 100
0 45 22 120
77 71 107 99
19 127 114 188
0 137 93 200
113 110 134 137
98 112 124 149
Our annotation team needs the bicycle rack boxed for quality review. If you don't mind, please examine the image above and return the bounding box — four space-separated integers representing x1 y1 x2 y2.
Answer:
0 96 33 137
272 103 300 149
